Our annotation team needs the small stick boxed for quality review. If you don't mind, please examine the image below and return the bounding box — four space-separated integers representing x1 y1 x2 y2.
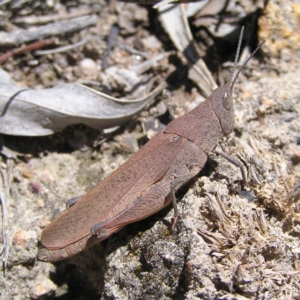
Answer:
0 38 55 63
12 9 97 25
35 39 87 55
0 167 9 277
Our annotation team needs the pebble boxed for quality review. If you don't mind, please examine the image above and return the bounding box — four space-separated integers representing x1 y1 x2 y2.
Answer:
30 276 57 299
13 230 37 247
80 58 98 78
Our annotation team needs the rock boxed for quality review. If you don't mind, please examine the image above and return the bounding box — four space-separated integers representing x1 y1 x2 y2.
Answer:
258 0 300 57
80 58 98 78
30 275 57 299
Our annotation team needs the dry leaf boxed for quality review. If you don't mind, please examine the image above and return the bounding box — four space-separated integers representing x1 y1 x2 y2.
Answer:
158 3 217 97
0 69 166 136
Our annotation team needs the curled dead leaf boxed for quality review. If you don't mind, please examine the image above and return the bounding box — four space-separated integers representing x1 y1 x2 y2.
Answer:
0 69 166 136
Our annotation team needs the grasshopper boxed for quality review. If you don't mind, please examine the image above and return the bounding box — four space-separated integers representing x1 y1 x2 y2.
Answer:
38 28 263 262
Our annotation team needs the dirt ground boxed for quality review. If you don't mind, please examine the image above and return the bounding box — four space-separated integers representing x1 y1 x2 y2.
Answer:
0 0 300 299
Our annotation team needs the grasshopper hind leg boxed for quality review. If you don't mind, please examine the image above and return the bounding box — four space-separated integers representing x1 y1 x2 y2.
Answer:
90 180 174 239
165 139 208 230
91 139 208 238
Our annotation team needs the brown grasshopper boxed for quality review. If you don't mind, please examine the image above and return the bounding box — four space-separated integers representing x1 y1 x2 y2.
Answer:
37 28 263 262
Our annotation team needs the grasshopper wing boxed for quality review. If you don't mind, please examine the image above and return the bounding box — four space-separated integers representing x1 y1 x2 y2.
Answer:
41 131 187 249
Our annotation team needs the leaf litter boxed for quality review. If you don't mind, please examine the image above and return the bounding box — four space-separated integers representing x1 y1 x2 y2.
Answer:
0 68 167 136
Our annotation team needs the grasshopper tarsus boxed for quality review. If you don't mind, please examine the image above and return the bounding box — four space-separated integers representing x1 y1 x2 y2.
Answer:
65 196 82 209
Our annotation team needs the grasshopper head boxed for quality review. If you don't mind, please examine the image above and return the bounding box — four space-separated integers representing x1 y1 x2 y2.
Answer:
209 27 264 136
209 82 235 136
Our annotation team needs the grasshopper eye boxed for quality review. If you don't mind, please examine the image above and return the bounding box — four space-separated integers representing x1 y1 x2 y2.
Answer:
222 90 232 111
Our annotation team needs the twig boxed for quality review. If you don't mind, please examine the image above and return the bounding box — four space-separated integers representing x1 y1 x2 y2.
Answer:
0 15 98 46
12 8 99 25
102 22 120 70
0 168 9 277
129 52 174 75
0 38 55 63
118 43 148 58
35 39 87 55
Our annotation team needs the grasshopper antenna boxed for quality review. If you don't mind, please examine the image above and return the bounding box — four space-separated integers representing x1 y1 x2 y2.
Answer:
229 26 244 85
230 27 265 88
